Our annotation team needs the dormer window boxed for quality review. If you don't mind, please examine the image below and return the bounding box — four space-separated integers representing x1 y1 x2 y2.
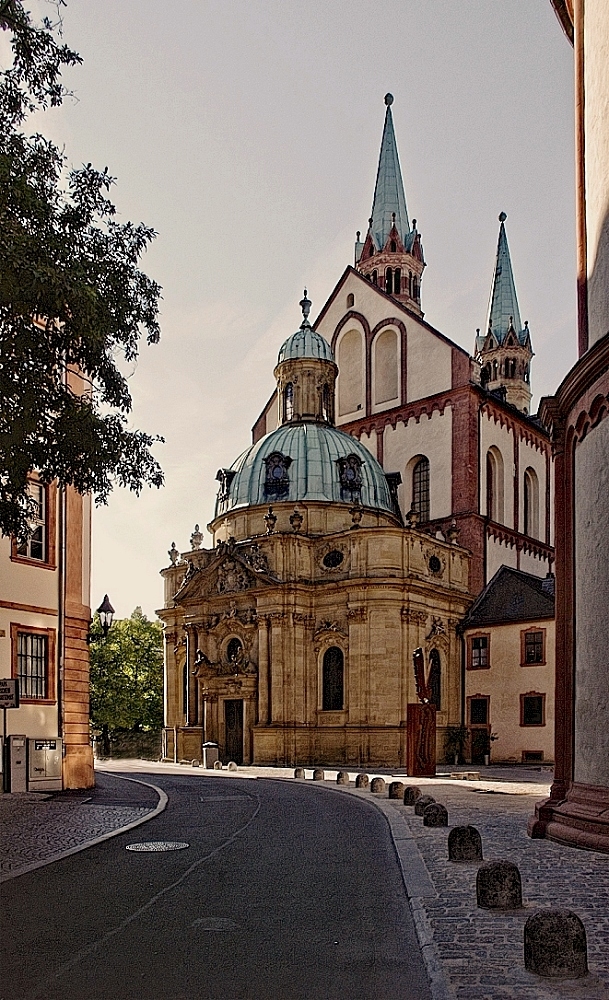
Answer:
215 468 237 502
264 452 292 498
337 454 363 501
390 240 397 252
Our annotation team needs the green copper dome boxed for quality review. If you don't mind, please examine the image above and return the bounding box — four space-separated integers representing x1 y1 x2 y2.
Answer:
215 422 393 517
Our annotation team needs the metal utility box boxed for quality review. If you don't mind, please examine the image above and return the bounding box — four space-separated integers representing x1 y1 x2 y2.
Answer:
201 742 219 769
27 738 63 791
6 735 27 793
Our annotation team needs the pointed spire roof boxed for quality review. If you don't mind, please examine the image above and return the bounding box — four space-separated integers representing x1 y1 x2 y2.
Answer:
370 94 411 250
486 213 528 345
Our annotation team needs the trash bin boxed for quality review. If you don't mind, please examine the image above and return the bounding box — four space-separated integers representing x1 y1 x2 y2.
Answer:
201 742 219 769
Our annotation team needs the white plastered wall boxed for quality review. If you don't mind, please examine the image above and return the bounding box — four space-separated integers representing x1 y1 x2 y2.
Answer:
371 326 400 412
335 320 366 422
585 0 609 348
480 411 515 527
383 408 452 520
518 438 547 540
405 320 452 402
486 537 518 582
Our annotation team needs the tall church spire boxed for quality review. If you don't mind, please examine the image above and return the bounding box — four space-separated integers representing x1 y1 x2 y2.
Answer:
370 93 410 251
355 95 425 315
476 213 534 414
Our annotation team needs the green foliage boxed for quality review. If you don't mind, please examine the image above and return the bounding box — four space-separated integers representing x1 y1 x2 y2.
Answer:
444 724 469 762
89 607 163 737
0 1 163 541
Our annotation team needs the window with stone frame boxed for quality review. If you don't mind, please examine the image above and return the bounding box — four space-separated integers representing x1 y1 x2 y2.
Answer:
264 452 292 498
12 478 56 567
11 625 55 702
468 634 490 669
469 696 489 725
322 646 344 711
521 692 545 726
283 383 294 422
412 456 430 522
337 454 363 502
521 628 545 666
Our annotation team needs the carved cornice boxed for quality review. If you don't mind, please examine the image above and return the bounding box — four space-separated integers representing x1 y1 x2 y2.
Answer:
292 612 315 627
401 608 428 625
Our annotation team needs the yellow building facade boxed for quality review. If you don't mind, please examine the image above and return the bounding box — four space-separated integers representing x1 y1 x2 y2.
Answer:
160 297 472 767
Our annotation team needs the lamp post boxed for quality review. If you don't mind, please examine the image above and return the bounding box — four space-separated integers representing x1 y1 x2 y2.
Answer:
97 594 115 638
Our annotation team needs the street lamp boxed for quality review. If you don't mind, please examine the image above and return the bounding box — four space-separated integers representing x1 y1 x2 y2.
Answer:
97 594 115 638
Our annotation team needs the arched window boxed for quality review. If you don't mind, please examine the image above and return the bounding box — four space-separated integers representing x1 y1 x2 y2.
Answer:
408 271 413 296
412 456 430 522
337 329 364 416
385 268 393 295
372 269 378 285
369 245 374 257
374 328 398 405
493 360 498 380
412 278 419 300
283 382 294 422
321 383 331 422
486 447 504 523
390 239 397 252
322 647 344 710
394 268 401 294
428 649 441 710
524 467 540 538
346 293 354 308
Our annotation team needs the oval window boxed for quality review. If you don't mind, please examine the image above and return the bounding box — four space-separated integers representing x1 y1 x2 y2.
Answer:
323 550 344 569
429 556 442 574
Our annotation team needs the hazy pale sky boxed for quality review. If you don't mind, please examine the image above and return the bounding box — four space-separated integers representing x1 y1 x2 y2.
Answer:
22 1 576 619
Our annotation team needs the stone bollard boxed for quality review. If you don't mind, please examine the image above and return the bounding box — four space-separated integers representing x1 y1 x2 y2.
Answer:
227 761 238 771
388 781 405 800
414 794 435 816
477 861 522 909
403 786 422 806
355 773 370 789
213 760 223 770
448 826 483 862
294 767 305 779
370 777 386 794
423 803 448 827
336 771 350 785
312 768 325 781
524 910 588 979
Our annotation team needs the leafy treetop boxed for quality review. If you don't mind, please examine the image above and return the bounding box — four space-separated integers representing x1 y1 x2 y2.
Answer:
0 0 163 540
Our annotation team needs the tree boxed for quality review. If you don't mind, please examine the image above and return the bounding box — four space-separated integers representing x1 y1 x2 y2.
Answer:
0 0 163 541
89 607 164 755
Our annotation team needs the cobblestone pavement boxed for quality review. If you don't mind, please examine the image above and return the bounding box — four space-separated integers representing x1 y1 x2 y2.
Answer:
0 771 159 879
386 780 609 1000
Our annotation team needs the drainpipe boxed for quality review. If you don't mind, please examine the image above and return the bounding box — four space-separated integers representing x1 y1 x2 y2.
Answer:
57 484 67 741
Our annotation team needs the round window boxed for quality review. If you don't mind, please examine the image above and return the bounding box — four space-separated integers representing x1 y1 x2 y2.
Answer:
323 550 344 569
429 555 442 574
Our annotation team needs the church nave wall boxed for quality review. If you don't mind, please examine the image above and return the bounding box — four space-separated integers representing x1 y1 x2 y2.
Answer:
383 408 452 521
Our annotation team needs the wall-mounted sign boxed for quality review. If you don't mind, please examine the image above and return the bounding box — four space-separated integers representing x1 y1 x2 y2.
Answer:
0 679 19 709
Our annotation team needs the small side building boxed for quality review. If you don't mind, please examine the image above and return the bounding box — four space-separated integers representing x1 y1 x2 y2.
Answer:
461 566 555 765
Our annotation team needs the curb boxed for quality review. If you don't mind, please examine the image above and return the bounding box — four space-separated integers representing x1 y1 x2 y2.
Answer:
0 773 168 883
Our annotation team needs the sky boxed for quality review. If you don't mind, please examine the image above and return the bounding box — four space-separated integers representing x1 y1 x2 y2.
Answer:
15 1 576 620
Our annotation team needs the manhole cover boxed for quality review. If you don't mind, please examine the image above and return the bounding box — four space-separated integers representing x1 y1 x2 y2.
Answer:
191 917 239 930
126 841 189 852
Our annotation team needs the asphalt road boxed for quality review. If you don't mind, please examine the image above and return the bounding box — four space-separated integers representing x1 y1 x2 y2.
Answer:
1 772 432 1000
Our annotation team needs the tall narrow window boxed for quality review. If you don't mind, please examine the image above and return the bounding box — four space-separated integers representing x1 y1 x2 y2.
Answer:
486 448 504 523
408 271 413 296
412 278 419 300
17 632 48 699
322 383 331 422
385 268 393 294
390 239 397 252
428 649 441 710
394 268 401 294
523 467 539 538
283 382 294 422
322 647 344 711
412 456 430 522
17 481 46 561
372 269 378 285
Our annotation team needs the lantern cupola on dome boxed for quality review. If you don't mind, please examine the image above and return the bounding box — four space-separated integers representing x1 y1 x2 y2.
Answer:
275 291 338 425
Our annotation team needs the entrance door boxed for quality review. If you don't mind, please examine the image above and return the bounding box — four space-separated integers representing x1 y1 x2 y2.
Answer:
224 699 244 764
